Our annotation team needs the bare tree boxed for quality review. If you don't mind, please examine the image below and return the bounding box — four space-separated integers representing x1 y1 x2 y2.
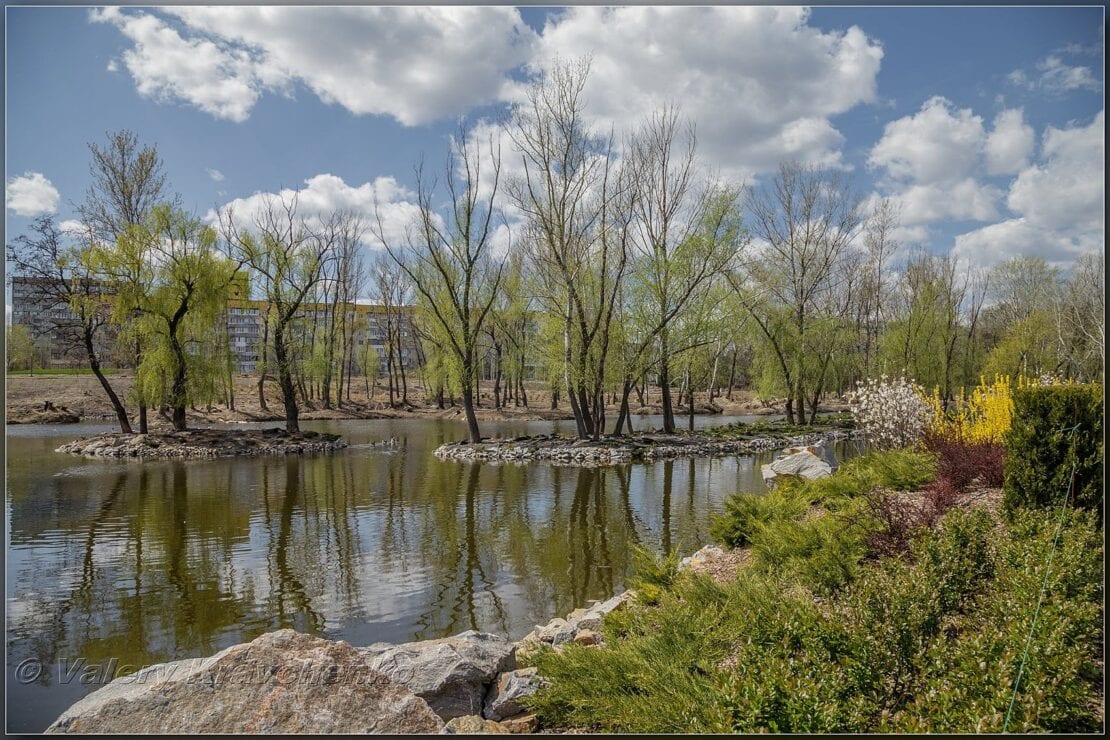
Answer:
7 217 133 432
221 194 337 433
506 56 629 439
730 161 863 424
372 126 506 443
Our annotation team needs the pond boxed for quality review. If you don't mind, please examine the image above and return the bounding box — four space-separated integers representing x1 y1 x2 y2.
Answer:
5 415 863 732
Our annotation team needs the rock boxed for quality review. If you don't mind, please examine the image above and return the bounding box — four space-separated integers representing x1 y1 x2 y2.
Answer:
573 630 600 646
572 591 634 632
360 630 516 721
441 715 511 734
762 450 832 487
499 713 539 733
483 668 544 721
45 630 443 734
534 618 573 644
679 545 726 570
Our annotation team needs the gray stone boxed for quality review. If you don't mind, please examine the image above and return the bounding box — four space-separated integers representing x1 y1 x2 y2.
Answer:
360 630 516 721
483 668 545 721
762 450 832 487
572 591 634 632
46 630 443 734
534 618 573 644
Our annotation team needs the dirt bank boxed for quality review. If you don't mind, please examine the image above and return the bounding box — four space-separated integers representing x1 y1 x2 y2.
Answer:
6 373 810 426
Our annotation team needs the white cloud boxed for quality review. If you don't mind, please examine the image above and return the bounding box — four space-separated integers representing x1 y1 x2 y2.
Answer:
106 59 119 72
892 178 1001 226
867 97 1006 228
94 6 535 126
954 111 1104 269
90 7 265 123
5 172 60 216
209 173 426 251
516 6 882 179
985 108 1034 176
1006 111 1104 231
206 168 225 182
868 96 985 184
1009 54 1102 94
58 219 89 238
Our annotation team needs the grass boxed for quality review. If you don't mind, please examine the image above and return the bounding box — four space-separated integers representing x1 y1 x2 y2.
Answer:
523 449 1104 733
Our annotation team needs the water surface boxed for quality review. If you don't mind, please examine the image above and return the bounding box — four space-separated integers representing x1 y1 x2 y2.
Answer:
5 415 860 732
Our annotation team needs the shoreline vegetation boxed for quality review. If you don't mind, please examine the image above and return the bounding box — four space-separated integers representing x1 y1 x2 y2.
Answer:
45 441 1103 734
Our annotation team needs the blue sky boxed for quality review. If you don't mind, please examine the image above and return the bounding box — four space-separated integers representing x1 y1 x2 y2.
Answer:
5 5 1105 309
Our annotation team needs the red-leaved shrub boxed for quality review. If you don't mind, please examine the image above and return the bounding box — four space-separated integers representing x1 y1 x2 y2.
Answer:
922 432 1005 490
863 435 1006 558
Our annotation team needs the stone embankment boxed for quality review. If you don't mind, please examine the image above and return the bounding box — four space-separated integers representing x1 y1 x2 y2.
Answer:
435 429 858 466
55 428 347 459
45 548 738 735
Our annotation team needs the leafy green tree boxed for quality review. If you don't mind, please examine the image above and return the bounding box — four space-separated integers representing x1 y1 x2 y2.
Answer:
6 323 35 371
97 206 239 430
221 195 340 434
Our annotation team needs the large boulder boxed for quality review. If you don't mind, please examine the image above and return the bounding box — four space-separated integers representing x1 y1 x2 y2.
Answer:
46 630 443 734
359 631 516 721
761 449 832 487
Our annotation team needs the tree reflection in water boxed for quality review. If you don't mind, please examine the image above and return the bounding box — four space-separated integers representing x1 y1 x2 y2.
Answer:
5 419 862 731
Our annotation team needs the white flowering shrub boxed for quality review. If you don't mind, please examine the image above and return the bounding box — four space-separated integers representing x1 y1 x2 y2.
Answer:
850 375 933 450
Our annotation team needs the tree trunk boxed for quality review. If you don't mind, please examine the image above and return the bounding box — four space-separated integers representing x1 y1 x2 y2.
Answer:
726 349 738 400
686 368 696 432
86 329 132 434
274 325 300 434
660 331 675 434
461 358 481 443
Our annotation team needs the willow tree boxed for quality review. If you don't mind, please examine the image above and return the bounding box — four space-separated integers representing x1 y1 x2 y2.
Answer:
97 206 239 431
372 126 505 443
78 129 174 433
221 194 340 434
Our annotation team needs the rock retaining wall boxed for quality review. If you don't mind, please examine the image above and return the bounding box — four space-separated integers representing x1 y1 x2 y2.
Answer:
55 429 347 459
435 430 858 467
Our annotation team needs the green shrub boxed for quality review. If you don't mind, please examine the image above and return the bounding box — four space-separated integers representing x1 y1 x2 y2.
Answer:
526 506 1103 733
708 489 806 547
884 509 1103 733
1004 384 1103 520
626 544 683 606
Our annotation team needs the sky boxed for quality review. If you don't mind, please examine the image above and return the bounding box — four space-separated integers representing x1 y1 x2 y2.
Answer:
4 5 1105 311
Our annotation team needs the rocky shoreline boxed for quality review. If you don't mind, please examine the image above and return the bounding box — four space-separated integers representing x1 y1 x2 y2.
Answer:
55 428 348 459
435 429 860 466
45 546 735 735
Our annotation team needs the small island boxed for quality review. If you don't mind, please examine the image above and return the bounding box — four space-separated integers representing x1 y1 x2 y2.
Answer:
55 428 347 459
435 417 859 466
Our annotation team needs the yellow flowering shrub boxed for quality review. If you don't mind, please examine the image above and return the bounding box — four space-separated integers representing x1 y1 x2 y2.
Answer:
922 375 1069 444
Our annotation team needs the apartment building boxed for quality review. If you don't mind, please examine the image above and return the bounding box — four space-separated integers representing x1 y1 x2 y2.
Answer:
11 275 419 375
9 276 119 368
